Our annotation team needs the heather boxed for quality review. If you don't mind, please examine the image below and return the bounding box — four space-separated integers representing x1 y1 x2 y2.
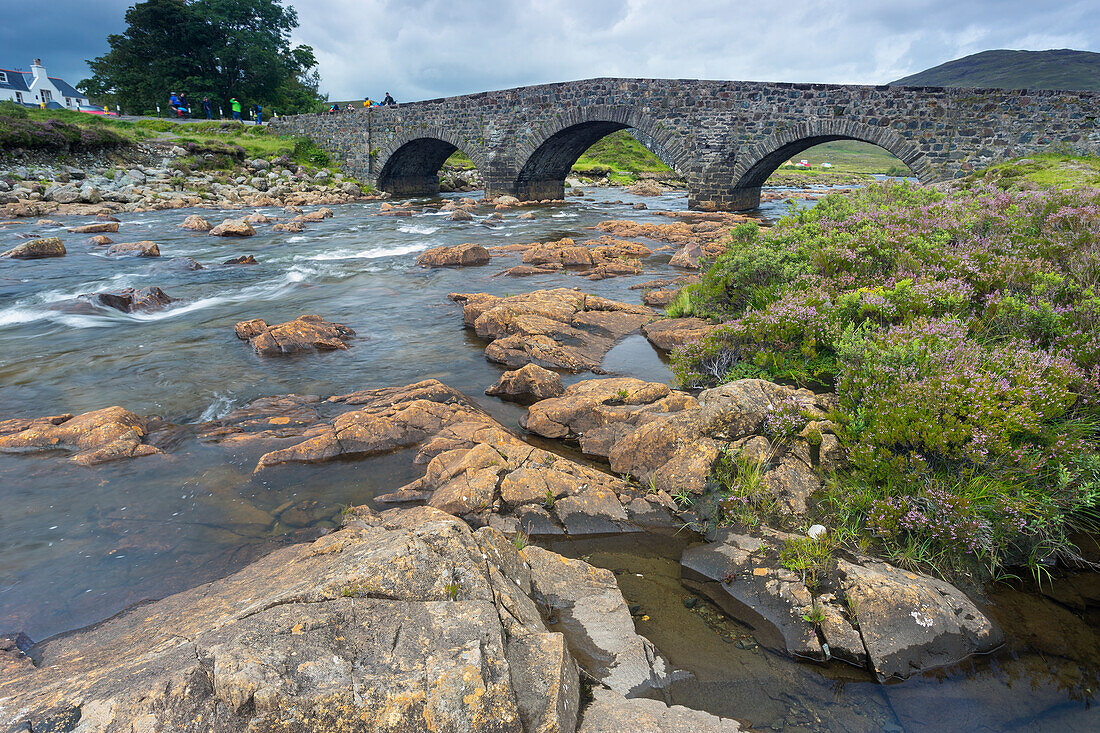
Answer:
675 180 1100 580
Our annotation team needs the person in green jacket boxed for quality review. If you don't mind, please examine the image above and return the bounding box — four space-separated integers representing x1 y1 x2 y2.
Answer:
230 97 242 121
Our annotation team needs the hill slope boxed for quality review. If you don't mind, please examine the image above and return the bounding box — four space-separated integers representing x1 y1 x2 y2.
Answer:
890 49 1100 91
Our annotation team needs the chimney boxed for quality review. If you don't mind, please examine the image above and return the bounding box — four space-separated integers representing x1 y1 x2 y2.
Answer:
30 59 44 80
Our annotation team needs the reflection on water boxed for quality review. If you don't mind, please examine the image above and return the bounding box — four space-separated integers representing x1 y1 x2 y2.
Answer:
547 533 1099 733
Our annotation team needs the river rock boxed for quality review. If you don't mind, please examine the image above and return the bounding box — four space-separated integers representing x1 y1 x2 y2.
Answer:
449 288 654 372
643 317 714 351
87 286 174 313
524 545 680 695
0 406 160 465
680 528 1003 679
107 241 160 257
223 255 258 265
1 237 65 259
496 264 562 276
180 214 212 231
155 256 204 271
698 378 825 440
88 234 113 245
416 243 490 267
0 506 583 733
626 180 664 196
642 289 677 306
234 314 354 357
272 220 304 232
669 242 704 269
67 221 118 234
579 689 743 732
522 377 694 445
485 364 564 403
209 219 256 237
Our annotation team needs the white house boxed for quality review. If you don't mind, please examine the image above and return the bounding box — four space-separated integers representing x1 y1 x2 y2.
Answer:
0 59 90 108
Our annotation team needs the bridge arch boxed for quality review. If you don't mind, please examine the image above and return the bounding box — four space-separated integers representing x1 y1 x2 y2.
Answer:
512 105 690 201
375 128 488 197
718 120 935 209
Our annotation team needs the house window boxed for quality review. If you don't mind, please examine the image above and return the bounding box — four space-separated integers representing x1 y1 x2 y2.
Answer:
0 72 7 84
41 89 51 102
65 97 72 107
14 92 22 103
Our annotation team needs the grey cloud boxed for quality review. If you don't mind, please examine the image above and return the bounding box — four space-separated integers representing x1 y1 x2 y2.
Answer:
1 0 1096 102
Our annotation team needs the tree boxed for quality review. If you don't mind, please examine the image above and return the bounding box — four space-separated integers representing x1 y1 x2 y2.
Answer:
79 0 324 115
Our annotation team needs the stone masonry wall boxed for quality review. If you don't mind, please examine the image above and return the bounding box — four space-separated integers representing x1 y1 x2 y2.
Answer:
272 77 1100 210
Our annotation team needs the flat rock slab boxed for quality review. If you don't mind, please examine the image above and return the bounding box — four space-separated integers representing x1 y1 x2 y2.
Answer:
67 222 118 234
449 288 654 372
235 314 354 356
0 507 583 733
0 405 160 465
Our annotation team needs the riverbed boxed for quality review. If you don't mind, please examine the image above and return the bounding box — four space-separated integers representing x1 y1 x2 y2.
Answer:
1 184 1096 731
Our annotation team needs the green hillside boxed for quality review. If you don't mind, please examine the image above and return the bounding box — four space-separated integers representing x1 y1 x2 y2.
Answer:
890 49 1100 91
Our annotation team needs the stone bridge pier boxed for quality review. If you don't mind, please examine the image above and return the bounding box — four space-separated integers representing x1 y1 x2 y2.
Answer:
272 78 1100 211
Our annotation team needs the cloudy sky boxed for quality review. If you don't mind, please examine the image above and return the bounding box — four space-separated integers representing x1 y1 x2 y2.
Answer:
2 0 1097 101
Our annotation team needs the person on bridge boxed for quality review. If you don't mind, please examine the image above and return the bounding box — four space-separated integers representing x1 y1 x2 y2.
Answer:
363 97 373 107
202 97 212 119
254 104 263 125
230 97 242 121
383 92 395 105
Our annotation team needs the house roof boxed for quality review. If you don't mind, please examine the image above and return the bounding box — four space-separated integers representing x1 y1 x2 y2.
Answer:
0 68 31 93
49 76 86 99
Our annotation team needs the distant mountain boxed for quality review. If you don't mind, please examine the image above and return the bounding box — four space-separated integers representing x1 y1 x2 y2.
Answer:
890 49 1100 92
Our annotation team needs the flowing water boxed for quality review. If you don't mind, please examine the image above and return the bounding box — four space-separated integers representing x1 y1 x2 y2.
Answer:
1 184 1095 731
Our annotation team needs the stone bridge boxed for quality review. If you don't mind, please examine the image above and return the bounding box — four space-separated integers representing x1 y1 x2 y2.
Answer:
272 77 1100 210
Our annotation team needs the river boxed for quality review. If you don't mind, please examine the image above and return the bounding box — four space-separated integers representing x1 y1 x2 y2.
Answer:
0 184 1095 731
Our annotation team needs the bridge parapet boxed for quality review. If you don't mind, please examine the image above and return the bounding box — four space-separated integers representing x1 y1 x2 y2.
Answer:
272 78 1100 210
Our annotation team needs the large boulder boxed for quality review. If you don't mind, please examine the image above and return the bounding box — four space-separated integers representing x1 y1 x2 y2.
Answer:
107 241 160 257
416 243 490 267
680 528 1003 680
209 219 256 237
450 289 654 372
0 406 160 465
234 314 354 356
1 237 65 259
485 364 565 403
86 286 174 313
0 506 582 733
